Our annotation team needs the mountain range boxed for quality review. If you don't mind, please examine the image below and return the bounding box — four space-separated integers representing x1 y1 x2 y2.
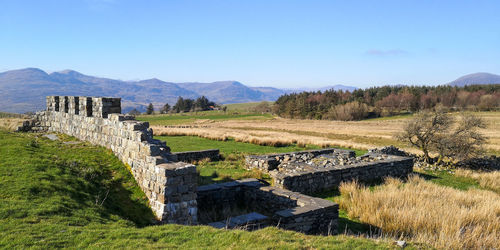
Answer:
1 68 498 114
0 68 356 113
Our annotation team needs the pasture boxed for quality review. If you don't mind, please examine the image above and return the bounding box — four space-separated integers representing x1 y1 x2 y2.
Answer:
142 110 500 155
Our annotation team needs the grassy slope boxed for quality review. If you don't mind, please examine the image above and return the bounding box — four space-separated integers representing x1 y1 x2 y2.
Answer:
0 129 397 249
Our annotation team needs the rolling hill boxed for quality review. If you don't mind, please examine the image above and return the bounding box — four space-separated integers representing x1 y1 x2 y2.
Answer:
447 72 500 87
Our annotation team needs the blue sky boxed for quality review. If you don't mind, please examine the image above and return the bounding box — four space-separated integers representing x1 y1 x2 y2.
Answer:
1 0 499 88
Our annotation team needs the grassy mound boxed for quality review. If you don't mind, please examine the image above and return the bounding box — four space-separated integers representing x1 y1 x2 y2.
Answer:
0 130 396 249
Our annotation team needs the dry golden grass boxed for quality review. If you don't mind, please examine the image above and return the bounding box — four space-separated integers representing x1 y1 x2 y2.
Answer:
339 175 500 249
154 126 367 149
152 112 500 154
0 118 25 131
455 169 500 193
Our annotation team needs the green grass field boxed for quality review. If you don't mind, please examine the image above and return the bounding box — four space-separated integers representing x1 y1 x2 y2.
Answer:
158 135 321 155
157 135 323 185
0 129 404 249
137 112 273 126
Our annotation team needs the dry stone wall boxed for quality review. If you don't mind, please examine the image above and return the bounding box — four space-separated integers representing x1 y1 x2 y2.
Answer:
29 96 198 224
245 149 355 171
197 179 338 235
246 150 413 194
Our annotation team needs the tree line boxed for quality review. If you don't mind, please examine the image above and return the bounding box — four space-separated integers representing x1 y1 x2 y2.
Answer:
273 84 500 121
130 96 219 115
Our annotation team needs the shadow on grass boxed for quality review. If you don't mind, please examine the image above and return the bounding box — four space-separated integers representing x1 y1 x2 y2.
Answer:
412 171 439 181
198 171 234 186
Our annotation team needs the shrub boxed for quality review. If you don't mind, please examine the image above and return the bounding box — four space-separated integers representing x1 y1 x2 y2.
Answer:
324 101 368 121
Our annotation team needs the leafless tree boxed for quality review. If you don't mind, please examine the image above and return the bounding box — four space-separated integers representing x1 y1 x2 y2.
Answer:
433 113 486 162
397 110 452 163
398 110 487 163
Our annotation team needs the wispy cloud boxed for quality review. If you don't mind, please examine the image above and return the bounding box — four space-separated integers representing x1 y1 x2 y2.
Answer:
365 49 408 56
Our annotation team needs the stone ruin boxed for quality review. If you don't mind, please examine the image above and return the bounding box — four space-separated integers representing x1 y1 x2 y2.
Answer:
245 148 413 194
19 95 414 235
197 179 338 234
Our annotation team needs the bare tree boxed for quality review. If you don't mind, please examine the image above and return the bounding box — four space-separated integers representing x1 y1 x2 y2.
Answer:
433 113 486 162
397 110 452 163
398 110 487 163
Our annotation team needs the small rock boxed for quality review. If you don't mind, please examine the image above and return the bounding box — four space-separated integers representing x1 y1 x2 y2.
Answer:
395 240 407 248
43 134 59 141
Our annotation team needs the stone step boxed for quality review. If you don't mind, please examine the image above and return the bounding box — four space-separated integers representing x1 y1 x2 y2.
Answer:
208 212 269 229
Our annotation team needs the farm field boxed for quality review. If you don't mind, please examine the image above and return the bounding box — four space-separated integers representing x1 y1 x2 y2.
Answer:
137 112 273 126
143 111 500 155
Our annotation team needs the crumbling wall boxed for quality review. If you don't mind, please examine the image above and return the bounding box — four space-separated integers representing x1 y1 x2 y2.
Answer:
271 155 413 194
197 179 338 235
29 96 197 224
246 149 413 194
245 149 355 171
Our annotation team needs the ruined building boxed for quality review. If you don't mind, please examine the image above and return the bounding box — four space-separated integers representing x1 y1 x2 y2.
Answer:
20 96 414 235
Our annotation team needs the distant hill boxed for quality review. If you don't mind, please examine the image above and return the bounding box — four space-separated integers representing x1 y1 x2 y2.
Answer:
316 84 358 92
284 84 358 93
0 68 359 113
447 72 500 87
0 68 200 113
177 81 285 104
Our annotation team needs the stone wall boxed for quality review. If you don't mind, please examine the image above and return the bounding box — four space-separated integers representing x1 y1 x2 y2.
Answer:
246 149 413 194
245 149 355 171
28 96 197 224
271 154 413 194
173 149 220 162
197 179 338 235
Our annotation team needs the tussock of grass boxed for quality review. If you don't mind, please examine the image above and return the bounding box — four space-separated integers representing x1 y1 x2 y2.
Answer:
339 175 500 249
455 169 500 193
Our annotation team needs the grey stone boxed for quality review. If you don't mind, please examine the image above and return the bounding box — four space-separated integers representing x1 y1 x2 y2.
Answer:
43 134 59 141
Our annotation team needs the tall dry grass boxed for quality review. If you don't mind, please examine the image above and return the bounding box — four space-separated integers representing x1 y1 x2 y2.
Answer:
0 118 24 131
455 169 500 193
154 126 370 149
339 175 500 249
